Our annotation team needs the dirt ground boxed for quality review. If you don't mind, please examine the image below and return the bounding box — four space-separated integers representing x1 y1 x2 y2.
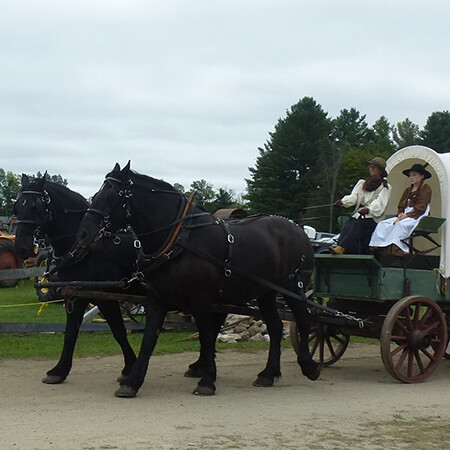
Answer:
1 342 450 450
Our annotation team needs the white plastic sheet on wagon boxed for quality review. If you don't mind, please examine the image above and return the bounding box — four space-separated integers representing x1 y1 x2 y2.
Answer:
386 145 449 278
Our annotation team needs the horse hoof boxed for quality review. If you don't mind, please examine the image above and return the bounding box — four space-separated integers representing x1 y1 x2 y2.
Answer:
193 385 216 396
300 361 321 381
114 385 137 398
184 367 203 378
252 376 275 387
42 374 66 384
117 374 128 383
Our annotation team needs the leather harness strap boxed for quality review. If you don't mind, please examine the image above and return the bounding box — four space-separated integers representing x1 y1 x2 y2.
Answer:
154 191 196 259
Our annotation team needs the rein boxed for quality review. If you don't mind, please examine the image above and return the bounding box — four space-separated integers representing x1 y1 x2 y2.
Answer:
154 191 196 259
176 238 364 328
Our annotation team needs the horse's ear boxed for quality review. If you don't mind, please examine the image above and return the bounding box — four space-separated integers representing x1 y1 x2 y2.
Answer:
43 171 48 181
122 160 131 176
35 176 46 191
113 163 121 172
21 174 30 188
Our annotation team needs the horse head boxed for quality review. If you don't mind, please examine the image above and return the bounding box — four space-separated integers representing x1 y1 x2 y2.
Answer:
77 162 133 248
14 172 89 259
13 173 52 260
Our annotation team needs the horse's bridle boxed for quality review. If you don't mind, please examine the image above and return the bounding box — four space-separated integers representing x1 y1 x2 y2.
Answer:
85 176 135 242
14 189 53 247
85 175 202 258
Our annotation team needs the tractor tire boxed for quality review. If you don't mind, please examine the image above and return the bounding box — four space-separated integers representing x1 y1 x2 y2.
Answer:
0 240 20 288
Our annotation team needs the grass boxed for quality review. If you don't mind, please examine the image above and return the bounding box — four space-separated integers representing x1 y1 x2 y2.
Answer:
0 279 270 359
0 278 374 360
0 279 66 323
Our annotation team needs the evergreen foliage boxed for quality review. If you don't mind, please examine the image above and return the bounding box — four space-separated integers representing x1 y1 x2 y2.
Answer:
420 111 450 153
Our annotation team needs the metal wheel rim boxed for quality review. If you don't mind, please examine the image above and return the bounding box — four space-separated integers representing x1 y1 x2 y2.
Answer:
380 296 448 383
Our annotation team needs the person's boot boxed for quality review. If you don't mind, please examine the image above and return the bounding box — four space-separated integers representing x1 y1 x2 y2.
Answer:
329 245 345 254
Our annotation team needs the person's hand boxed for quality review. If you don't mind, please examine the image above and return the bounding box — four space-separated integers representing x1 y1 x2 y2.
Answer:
335 199 343 206
358 207 369 216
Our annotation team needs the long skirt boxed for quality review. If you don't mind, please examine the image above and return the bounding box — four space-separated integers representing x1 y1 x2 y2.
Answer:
337 217 377 254
369 206 429 253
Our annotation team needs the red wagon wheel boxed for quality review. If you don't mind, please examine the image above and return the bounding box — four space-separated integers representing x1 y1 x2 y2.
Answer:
380 296 448 383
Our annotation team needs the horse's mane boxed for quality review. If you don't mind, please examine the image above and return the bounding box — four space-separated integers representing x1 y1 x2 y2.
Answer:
28 179 88 208
129 170 179 193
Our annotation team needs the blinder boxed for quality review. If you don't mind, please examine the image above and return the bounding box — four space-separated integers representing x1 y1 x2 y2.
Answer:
14 189 52 248
14 189 52 226
85 176 134 241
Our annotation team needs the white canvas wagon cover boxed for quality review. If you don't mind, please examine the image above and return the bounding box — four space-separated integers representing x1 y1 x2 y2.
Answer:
386 145 450 278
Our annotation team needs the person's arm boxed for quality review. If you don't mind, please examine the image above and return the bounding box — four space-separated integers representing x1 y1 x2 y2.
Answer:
340 180 364 208
397 187 409 215
366 184 391 218
406 184 432 218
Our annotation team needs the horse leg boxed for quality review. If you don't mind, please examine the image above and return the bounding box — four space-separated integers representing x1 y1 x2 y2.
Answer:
283 285 320 381
114 298 167 398
185 312 226 378
189 300 217 395
42 298 88 384
96 301 137 383
253 291 283 387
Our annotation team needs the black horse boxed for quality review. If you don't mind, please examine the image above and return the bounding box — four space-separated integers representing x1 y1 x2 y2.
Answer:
77 162 320 397
14 174 139 384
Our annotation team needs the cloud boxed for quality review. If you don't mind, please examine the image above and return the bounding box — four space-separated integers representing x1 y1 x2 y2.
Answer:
1 0 450 199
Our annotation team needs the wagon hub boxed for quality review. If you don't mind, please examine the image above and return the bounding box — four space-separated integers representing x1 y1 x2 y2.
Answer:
407 329 432 351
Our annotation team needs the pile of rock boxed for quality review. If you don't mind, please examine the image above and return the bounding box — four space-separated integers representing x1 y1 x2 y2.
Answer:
216 314 290 343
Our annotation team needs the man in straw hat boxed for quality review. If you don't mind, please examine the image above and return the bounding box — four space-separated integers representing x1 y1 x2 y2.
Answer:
369 162 432 255
330 157 391 255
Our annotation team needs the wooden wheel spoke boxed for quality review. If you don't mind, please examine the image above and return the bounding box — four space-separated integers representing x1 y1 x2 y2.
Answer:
407 351 414 377
394 347 408 370
308 331 318 345
419 307 433 326
390 343 407 357
420 347 435 362
329 334 346 345
395 318 409 334
332 335 346 346
325 337 337 358
319 338 325 362
390 334 407 342
431 337 444 346
309 337 319 357
414 350 426 373
423 320 441 334
412 303 422 327
403 307 413 329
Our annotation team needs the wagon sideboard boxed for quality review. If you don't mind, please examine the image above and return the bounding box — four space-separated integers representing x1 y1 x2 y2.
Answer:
313 254 449 303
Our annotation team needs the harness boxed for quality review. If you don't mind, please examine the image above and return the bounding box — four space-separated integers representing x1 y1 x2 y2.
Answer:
83 175 365 328
14 189 53 247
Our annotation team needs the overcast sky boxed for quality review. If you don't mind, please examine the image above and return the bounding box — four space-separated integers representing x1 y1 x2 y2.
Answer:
1 0 449 198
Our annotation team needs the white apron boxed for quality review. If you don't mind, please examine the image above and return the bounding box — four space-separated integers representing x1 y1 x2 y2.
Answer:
369 205 430 253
